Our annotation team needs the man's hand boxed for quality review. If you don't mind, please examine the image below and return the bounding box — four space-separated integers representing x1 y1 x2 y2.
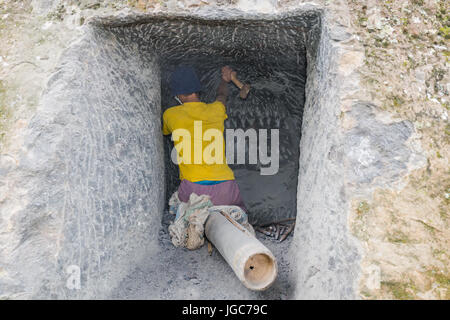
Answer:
221 66 234 83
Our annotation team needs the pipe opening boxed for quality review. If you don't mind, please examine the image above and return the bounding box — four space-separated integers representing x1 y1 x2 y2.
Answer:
244 253 277 290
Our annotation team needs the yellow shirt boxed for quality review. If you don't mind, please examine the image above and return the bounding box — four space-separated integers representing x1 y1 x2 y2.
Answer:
162 101 235 182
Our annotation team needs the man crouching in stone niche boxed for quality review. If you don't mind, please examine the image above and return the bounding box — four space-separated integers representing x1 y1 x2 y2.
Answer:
162 65 246 211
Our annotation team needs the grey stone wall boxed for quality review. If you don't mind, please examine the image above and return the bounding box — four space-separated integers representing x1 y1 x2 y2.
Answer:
289 13 362 299
0 27 164 299
289 9 422 298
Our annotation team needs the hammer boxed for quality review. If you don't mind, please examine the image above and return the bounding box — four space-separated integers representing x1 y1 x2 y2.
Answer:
230 72 251 99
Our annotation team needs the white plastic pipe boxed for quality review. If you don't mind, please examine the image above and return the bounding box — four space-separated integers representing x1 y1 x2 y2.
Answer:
205 212 278 291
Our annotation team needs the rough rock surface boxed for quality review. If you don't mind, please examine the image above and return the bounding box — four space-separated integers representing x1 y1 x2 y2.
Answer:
347 0 449 300
0 0 447 300
1 20 165 298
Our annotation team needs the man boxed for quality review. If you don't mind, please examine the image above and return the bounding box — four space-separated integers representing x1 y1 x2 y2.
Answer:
162 65 246 211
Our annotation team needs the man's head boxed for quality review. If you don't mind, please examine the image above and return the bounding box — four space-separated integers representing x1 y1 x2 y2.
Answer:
170 66 202 103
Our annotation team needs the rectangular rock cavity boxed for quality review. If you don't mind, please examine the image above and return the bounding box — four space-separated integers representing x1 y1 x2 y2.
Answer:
103 11 322 225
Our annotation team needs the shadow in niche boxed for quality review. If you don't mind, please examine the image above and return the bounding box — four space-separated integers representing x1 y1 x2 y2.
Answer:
150 14 318 226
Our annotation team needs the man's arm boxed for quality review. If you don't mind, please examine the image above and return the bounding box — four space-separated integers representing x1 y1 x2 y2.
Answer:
216 66 233 106
216 79 229 106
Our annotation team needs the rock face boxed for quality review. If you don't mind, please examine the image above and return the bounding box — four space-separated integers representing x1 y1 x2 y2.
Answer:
289 16 363 299
1 23 165 299
0 0 431 299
